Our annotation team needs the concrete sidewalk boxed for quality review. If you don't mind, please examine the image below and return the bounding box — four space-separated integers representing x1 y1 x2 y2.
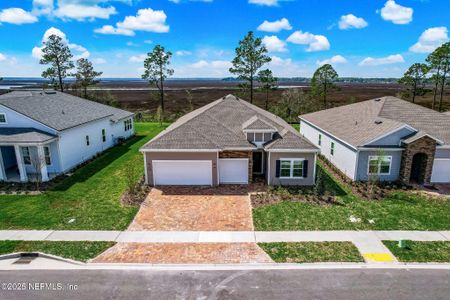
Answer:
1 230 448 264
0 230 448 243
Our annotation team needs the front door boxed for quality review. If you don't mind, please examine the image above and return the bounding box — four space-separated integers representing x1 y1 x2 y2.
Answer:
252 151 263 174
410 153 427 184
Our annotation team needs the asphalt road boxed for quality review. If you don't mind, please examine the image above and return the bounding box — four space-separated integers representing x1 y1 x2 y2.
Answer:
0 268 449 300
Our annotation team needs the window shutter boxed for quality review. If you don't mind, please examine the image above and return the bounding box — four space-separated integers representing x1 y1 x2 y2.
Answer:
275 160 280 178
303 160 308 178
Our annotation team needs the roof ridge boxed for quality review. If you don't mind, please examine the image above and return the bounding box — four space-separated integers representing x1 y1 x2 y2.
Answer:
146 96 226 145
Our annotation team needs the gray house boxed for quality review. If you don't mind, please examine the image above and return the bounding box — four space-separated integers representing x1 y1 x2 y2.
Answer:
300 96 450 184
141 95 319 186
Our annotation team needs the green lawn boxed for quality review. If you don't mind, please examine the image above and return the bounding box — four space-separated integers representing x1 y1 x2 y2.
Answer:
259 242 364 263
0 123 167 230
0 241 115 262
383 241 450 263
253 164 450 230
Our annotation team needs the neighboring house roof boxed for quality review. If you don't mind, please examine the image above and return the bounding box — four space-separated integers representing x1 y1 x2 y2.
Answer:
0 127 57 144
0 91 134 131
142 94 317 151
301 96 450 147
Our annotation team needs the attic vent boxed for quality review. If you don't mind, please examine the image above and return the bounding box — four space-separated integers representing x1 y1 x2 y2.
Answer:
375 120 383 125
374 98 381 102
44 91 56 95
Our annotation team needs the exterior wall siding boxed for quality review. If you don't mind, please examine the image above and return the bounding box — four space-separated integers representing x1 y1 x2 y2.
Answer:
435 148 450 159
355 150 403 181
145 152 219 186
268 152 316 186
365 127 415 147
300 120 358 180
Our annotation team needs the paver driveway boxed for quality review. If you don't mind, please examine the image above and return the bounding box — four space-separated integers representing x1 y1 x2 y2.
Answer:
128 186 256 231
94 243 273 264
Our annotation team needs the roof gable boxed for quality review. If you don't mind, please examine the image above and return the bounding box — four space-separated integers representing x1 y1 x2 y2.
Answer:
0 91 133 131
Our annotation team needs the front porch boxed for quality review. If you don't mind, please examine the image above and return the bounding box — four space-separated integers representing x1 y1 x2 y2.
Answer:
0 128 59 183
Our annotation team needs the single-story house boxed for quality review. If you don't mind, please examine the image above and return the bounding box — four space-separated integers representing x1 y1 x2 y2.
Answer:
141 94 319 186
0 90 134 182
300 96 450 184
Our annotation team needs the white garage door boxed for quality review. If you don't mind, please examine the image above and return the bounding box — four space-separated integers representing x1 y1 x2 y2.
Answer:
219 159 248 184
152 160 212 186
431 159 450 183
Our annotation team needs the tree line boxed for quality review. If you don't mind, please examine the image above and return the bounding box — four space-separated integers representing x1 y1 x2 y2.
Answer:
399 42 449 111
37 31 340 123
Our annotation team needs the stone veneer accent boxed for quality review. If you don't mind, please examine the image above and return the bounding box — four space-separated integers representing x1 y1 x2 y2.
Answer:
399 136 437 184
219 151 253 182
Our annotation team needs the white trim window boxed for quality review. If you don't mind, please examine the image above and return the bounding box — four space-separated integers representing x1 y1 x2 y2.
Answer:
0 113 6 124
124 119 133 131
280 158 304 178
22 147 31 165
44 146 51 165
368 155 392 175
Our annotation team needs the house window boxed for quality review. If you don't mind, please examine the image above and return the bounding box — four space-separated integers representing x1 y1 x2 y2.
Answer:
330 142 335 155
22 147 31 165
44 146 51 165
318 134 322 146
264 133 272 141
86 135 90 146
102 129 106 142
124 119 133 131
368 156 392 175
0 113 6 123
280 159 304 178
254 133 263 142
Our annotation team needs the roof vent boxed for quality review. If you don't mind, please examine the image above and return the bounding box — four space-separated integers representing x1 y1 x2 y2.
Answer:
374 98 381 102
62 110 65 115
375 120 383 125
44 90 56 95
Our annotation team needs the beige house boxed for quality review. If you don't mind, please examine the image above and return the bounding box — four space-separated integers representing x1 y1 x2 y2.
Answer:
141 95 319 186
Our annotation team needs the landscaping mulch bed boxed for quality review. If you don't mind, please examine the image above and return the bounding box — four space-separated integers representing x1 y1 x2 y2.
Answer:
121 177 151 206
251 186 341 208
318 155 411 201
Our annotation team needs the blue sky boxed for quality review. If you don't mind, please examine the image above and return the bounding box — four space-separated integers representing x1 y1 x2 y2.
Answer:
0 0 449 78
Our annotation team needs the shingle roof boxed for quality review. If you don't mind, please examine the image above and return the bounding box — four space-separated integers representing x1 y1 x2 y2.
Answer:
0 91 134 131
301 96 450 147
242 116 277 131
142 94 318 151
0 127 57 143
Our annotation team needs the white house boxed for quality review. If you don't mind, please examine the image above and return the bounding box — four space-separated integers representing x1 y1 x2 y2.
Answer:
300 97 450 185
0 90 134 182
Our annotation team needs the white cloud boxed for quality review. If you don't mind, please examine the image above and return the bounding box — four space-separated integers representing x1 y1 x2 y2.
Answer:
93 58 107 64
0 8 38 25
144 40 153 44
95 25 135 36
176 50 192 56
249 0 278 6
95 8 169 36
32 0 54 16
257 18 292 32
54 4 117 21
262 35 287 52
379 0 413 25
409 27 449 53
0 53 6 61
338 14 368 30
32 27 90 60
129 54 147 62
359 54 404 66
286 31 330 52
316 55 348 66
175 59 231 77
